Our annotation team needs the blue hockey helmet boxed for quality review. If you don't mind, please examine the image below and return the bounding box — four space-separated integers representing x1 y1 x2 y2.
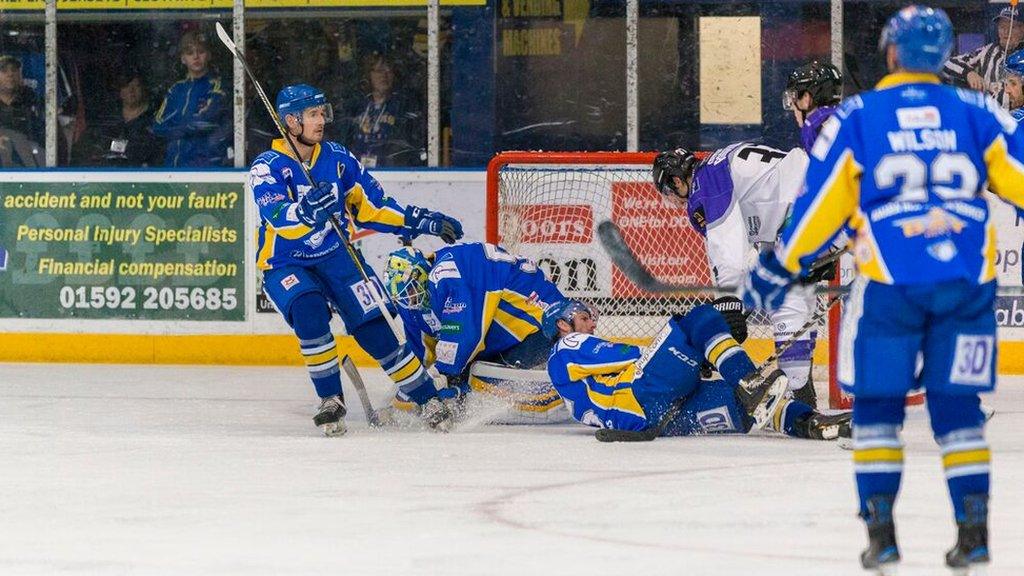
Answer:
878 5 954 73
385 246 432 310
542 300 596 340
276 84 333 124
1006 48 1024 79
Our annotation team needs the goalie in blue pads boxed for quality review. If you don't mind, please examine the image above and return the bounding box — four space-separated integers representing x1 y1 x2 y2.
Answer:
384 242 567 418
544 298 850 440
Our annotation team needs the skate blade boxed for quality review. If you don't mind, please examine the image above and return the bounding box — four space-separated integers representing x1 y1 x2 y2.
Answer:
875 563 899 576
837 437 854 450
320 421 347 437
752 378 789 431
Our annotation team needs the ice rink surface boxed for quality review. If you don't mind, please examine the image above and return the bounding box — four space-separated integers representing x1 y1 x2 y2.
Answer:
0 363 1021 576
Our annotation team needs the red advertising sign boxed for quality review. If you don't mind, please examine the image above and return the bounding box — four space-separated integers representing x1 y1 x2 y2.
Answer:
610 181 711 297
516 204 593 244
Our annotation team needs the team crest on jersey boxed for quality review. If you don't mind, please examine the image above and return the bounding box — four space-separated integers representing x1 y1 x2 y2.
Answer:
899 87 928 101
248 162 276 188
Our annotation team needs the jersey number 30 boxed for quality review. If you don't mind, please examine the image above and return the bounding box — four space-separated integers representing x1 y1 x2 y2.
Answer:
874 152 980 201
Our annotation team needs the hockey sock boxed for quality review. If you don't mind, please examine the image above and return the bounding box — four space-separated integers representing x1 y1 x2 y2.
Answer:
679 305 754 384
928 393 990 523
289 293 341 398
776 399 814 437
352 316 437 405
852 397 906 518
776 337 814 390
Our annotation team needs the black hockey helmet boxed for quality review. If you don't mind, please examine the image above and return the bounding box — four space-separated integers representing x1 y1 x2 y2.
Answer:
652 148 698 199
783 61 843 110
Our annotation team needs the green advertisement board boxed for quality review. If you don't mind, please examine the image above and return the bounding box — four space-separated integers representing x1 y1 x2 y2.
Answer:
0 181 245 321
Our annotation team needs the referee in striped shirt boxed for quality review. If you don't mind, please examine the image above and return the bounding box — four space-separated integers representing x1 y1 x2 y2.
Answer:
941 6 1024 107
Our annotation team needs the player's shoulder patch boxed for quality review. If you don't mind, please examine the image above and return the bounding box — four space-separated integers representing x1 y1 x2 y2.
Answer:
834 95 864 120
429 259 461 284
556 332 590 352
325 141 345 155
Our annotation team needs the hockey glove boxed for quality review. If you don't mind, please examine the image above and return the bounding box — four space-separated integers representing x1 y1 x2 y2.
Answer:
742 252 795 314
404 205 464 244
296 182 339 227
710 295 749 344
798 249 840 284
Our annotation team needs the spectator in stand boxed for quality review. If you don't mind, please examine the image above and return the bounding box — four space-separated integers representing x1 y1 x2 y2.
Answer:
85 70 162 167
348 53 424 167
941 6 1024 107
0 54 43 167
153 30 231 167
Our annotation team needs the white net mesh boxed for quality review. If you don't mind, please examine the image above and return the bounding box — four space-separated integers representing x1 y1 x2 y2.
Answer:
489 152 835 395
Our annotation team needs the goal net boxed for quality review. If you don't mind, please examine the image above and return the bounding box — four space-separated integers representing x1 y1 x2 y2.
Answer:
486 151 848 409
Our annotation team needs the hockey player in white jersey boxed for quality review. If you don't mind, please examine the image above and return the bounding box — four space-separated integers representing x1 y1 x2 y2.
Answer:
651 143 825 407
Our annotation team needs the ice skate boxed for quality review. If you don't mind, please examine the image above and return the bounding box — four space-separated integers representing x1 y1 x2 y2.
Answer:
313 395 347 437
945 495 989 576
796 410 852 440
860 496 900 575
738 369 789 431
420 397 456 432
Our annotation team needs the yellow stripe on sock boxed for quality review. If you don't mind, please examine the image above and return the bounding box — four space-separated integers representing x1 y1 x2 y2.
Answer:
388 355 423 383
943 449 991 469
853 448 904 463
303 347 338 366
707 338 740 366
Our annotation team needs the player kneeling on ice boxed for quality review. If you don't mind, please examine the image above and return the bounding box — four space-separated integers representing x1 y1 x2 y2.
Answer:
543 298 850 440
383 242 567 424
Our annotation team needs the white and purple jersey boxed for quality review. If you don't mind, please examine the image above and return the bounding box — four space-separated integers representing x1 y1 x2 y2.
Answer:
800 106 837 153
686 142 808 288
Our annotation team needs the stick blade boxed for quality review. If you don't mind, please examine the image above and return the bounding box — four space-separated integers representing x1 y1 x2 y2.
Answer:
597 220 675 293
595 427 658 443
214 21 237 53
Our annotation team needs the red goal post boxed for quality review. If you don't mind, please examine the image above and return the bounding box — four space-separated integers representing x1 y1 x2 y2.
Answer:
486 150 854 409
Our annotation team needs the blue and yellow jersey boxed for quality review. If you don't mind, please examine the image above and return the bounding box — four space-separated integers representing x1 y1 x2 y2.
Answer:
425 242 564 376
152 74 230 167
249 139 407 270
780 72 1024 285
547 332 648 431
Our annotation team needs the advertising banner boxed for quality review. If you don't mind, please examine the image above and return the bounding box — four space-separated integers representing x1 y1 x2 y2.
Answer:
0 181 245 321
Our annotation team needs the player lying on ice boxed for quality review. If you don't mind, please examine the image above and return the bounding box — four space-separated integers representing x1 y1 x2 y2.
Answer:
543 297 851 440
381 242 569 424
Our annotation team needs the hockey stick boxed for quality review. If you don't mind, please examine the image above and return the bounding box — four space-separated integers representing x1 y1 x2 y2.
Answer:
597 220 848 295
213 22 406 346
341 356 381 427
595 291 844 442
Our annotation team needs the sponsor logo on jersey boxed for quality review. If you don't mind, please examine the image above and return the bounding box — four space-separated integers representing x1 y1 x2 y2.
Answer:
281 274 300 290
248 162 277 188
746 215 762 236
691 206 706 232
256 192 287 207
893 207 967 238
441 322 461 334
429 260 461 283
517 204 593 244
442 297 467 314
435 340 459 365
558 332 586 351
282 167 293 181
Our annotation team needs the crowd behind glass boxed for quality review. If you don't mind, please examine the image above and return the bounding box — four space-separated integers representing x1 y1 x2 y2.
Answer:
0 2 1016 170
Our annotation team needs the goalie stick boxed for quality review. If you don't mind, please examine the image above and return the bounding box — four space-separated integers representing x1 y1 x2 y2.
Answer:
213 22 406 346
597 220 848 295
595 291 844 442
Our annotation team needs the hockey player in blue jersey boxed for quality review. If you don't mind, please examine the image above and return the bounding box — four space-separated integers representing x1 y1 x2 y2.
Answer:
384 242 566 417
784 60 843 153
743 6 1024 573
543 298 851 440
250 84 463 436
